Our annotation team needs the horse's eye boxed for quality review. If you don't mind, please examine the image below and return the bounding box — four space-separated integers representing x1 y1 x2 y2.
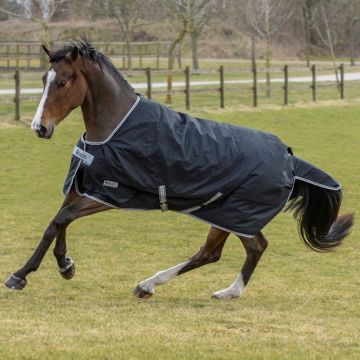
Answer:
58 79 67 88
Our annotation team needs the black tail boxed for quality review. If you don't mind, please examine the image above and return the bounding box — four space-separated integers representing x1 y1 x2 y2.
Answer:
286 181 354 252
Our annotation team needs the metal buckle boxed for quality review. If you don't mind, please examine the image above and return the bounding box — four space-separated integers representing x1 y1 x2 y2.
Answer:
158 185 168 212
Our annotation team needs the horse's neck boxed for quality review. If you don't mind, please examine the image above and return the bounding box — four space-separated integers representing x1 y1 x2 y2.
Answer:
81 66 137 142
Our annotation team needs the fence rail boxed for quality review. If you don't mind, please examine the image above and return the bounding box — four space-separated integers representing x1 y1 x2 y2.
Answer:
1 63 359 121
0 41 180 71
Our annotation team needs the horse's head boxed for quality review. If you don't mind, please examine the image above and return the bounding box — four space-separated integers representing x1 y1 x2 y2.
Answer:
31 45 87 139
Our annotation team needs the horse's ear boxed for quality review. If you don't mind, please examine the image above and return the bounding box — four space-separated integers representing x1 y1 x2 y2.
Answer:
42 44 55 60
71 46 79 62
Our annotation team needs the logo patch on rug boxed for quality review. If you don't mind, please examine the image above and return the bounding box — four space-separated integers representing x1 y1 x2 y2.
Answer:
103 180 118 188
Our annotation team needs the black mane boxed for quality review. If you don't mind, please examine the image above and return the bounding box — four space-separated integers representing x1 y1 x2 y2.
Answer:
50 38 135 92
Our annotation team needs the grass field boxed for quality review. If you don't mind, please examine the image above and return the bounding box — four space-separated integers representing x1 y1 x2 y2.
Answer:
0 101 359 359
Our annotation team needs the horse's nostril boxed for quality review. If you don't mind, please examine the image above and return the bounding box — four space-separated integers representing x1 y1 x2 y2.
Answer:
36 125 47 138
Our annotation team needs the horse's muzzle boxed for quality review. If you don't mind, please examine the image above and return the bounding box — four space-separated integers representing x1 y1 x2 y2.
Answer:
35 124 54 139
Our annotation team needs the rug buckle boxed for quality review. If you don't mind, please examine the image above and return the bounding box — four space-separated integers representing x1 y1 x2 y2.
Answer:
158 185 168 212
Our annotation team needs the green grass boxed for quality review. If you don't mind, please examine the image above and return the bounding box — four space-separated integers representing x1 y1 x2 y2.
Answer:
0 103 359 359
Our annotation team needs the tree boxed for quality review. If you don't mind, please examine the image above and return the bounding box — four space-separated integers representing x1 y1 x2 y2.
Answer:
165 0 217 70
247 0 295 97
301 0 320 67
0 0 65 45
108 0 154 70
313 0 345 84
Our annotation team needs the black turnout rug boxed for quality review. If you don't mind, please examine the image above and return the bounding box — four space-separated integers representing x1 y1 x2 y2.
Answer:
64 96 340 237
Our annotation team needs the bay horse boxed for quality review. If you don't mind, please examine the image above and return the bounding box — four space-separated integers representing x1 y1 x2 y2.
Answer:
5 40 353 299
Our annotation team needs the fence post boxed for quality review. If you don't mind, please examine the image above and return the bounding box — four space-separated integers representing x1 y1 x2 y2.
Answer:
283 65 288 105
185 66 190 110
14 69 20 121
219 65 225 108
311 64 316 102
166 72 173 104
339 63 344 99
146 67 152 99
252 64 258 107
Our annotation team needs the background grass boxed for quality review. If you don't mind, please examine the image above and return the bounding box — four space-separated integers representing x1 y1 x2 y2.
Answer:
0 101 359 359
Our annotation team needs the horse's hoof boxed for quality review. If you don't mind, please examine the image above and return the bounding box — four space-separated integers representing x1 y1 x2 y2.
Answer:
211 290 240 299
58 256 75 280
4 274 27 290
133 285 154 299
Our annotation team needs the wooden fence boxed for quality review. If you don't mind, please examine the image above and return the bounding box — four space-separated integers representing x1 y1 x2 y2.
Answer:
144 64 349 110
0 41 180 71
0 63 356 121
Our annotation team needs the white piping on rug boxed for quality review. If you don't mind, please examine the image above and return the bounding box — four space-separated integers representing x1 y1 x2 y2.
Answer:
73 175 254 237
184 212 255 238
81 95 140 146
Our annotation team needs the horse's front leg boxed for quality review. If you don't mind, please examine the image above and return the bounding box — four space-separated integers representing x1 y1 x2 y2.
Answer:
4 195 110 290
53 226 75 280
52 188 85 280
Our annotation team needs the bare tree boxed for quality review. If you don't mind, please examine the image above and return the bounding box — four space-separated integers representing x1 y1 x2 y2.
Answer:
314 1 343 84
247 0 294 97
0 0 65 45
165 1 189 70
165 0 217 70
301 0 320 67
108 0 154 70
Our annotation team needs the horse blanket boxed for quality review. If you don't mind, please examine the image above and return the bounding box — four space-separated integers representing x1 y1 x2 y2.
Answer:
63 96 340 237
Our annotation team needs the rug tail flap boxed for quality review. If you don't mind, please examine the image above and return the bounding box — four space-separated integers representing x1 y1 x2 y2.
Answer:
293 156 341 190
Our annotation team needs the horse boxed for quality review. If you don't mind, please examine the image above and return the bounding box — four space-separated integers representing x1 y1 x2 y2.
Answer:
5 40 354 300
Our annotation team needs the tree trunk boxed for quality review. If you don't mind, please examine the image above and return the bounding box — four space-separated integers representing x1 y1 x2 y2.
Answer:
265 35 272 98
190 31 199 70
41 21 51 46
303 6 311 67
126 31 132 70
303 0 319 67
168 26 187 70
39 21 50 70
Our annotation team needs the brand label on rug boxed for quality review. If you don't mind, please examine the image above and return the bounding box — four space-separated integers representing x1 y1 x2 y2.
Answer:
73 146 94 166
103 180 119 188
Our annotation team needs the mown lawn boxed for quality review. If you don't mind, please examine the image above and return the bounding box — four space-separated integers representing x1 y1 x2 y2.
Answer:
0 102 359 359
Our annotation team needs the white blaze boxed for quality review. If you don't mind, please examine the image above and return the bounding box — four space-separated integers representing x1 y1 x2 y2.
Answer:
31 69 56 131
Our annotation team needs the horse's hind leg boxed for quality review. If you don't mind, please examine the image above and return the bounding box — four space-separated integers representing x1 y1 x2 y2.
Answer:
212 232 268 299
4 194 109 290
133 226 229 299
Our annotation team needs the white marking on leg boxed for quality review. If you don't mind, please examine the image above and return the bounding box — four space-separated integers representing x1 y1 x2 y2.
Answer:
138 260 191 294
212 272 245 299
31 69 56 131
